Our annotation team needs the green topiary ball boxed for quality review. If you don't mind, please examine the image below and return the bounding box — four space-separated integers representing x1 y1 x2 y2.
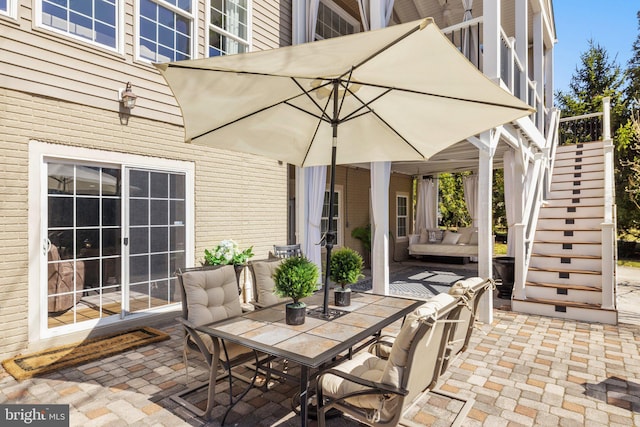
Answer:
273 256 319 304
329 247 364 289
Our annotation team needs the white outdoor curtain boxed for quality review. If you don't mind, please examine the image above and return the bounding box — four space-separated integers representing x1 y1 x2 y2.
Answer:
503 150 516 257
304 166 327 276
461 0 479 67
357 0 395 31
463 174 478 228
415 178 437 232
302 0 324 278
306 0 320 42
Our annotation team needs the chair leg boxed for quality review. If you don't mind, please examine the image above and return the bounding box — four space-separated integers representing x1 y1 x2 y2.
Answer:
399 389 474 427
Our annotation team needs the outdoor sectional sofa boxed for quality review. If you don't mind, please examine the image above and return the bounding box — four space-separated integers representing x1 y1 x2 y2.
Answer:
408 227 479 262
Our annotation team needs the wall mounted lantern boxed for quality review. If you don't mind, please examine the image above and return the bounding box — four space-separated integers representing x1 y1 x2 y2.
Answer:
118 82 137 109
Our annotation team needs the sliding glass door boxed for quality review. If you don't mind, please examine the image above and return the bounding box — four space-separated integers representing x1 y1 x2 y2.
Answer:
45 160 186 330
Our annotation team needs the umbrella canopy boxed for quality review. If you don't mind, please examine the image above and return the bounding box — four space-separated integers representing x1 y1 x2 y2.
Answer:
156 18 532 167
156 18 534 316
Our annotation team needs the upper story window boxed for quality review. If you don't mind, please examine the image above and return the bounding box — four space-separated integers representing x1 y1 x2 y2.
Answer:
1 0 18 19
208 0 249 56
315 0 359 40
139 0 194 62
40 0 118 50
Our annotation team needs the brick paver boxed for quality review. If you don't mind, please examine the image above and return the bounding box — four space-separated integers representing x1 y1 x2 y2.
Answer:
2 268 640 426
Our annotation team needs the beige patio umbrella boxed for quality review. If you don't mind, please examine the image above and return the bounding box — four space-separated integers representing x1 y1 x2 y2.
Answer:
156 18 533 316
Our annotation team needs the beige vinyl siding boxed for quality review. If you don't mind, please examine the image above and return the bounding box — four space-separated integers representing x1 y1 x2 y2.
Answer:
0 87 286 360
389 173 413 260
1 1 293 128
252 0 292 49
329 166 413 261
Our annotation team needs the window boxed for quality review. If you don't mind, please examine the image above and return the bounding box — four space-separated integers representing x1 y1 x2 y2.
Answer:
40 0 118 49
33 142 194 337
139 0 194 62
321 188 342 246
315 0 359 40
208 0 249 56
1 0 17 18
396 193 408 239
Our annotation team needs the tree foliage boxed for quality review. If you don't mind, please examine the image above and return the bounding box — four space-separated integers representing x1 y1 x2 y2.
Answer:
554 36 640 237
438 172 470 228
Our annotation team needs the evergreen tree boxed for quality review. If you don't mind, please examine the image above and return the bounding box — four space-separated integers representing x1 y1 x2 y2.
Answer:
626 11 640 110
556 39 626 136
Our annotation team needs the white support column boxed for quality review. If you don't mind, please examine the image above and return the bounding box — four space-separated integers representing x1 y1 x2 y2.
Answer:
371 163 390 295
370 0 391 296
515 0 528 104
477 131 496 323
544 47 554 113
533 11 544 131
483 0 501 82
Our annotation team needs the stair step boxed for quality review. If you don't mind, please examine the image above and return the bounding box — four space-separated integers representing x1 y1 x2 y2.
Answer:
556 141 604 154
531 242 602 257
543 197 604 208
554 147 604 160
511 298 617 325
525 281 601 292
529 254 602 271
534 230 602 243
535 217 604 229
550 179 604 191
554 157 604 168
531 253 600 260
513 296 601 309
528 266 600 275
552 171 604 183
552 162 604 175
524 282 604 304
546 188 604 200
538 206 603 218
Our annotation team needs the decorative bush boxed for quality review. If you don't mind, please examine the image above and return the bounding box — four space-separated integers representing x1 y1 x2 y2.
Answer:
329 247 364 289
273 256 319 305
203 239 254 265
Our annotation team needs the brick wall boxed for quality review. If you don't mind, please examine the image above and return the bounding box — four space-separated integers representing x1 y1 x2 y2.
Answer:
0 88 287 360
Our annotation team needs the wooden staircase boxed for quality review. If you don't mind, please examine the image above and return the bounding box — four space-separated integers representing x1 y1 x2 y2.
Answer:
511 141 618 324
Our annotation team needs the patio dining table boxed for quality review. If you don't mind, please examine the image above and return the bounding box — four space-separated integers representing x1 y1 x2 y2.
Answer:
194 290 423 426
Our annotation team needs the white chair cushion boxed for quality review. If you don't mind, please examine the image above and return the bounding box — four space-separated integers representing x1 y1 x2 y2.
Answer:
251 259 287 306
381 293 456 387
319 351 387 409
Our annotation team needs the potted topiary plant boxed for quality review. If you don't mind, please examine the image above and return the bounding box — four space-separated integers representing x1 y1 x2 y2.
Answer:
273 256 319 325
330 247 364 307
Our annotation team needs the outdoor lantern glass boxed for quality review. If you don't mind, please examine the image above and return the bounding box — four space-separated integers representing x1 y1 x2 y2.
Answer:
120 82 137 109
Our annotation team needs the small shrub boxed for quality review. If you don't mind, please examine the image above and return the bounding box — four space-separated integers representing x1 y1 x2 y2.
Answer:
329 247 364 289
273 256 319 304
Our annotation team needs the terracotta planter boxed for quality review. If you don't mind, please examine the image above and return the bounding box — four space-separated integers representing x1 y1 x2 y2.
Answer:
285 303 306 325
334 288 351 307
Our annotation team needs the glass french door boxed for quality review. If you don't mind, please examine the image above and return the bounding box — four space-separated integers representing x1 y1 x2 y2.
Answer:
45 161 185 329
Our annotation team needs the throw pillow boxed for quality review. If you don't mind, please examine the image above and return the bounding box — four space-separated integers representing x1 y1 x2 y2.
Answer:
468 230 479 245
457 227 474 245
441 230 460 245
419 230 429 244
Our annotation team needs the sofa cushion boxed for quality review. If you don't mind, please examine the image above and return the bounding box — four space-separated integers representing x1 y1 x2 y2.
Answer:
457 227 475 245
441 230 460 245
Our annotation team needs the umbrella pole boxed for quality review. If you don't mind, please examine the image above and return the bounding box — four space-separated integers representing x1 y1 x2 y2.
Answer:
323 81 340 317
323 144 337 316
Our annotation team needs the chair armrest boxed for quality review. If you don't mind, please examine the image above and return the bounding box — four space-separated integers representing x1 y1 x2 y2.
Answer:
176 317 213 366
317 368 408 397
